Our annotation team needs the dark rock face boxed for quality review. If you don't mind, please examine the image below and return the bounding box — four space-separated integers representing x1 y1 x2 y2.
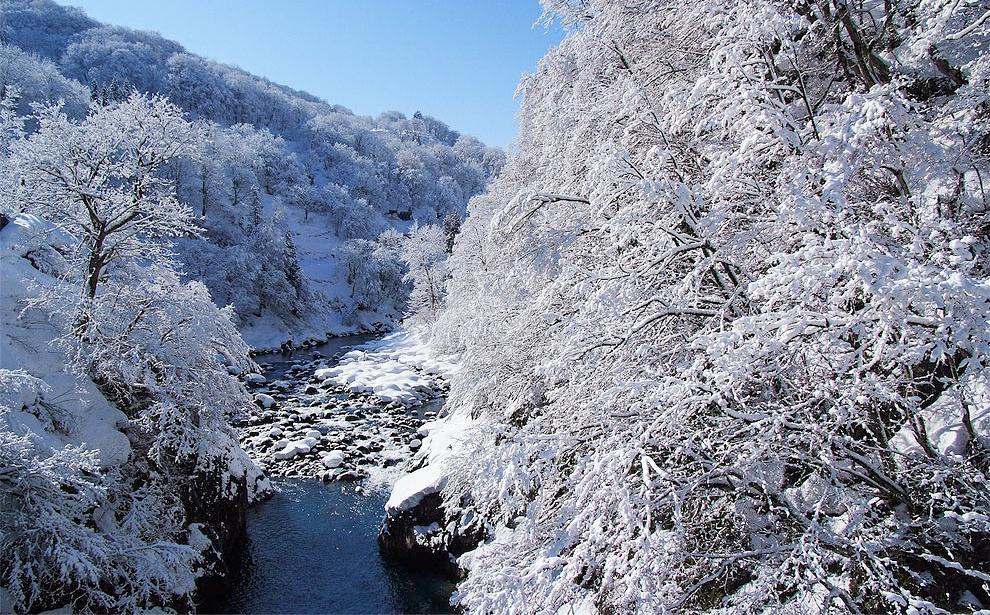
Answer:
379 493 486 580
181 460 251 601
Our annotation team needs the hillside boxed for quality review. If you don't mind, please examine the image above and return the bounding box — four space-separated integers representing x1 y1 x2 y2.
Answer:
0 0 503 347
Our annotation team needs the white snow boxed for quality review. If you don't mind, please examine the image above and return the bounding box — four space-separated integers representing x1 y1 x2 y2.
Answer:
321 450 345 468
385 462 448 512
315 329 457 406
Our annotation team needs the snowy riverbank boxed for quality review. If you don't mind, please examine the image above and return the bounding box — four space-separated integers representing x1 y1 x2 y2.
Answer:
234 331 455 487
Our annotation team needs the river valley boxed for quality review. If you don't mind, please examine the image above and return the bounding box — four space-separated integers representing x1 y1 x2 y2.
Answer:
201 335 455 614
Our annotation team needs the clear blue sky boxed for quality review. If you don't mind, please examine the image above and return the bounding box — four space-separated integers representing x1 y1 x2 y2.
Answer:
60 0 565 147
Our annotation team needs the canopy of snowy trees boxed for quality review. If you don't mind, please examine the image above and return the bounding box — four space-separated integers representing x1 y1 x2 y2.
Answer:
0 96 266 611
0 0 503 338
427 0 990 612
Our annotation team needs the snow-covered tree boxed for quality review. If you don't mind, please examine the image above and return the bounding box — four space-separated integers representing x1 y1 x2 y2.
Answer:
0 84 23 154
339 229 409 319
441 211 462 253
0 92 263 612
401 223 449 322
0 42 90 119
3 92 197 299
431 0 990 612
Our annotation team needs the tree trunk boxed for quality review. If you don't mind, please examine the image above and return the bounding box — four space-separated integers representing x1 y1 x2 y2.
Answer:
86 251 104 299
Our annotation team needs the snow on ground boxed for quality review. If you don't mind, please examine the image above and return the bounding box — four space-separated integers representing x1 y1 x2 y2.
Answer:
315 329 458 405
0 215 130 467
237 204 403 351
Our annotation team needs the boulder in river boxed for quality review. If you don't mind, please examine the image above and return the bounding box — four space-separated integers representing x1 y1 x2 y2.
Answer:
254 394 276 409
337 470 365 482
244 373 267 385
321 450 345 468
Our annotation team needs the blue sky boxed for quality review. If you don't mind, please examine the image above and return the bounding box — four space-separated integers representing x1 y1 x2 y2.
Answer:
62 0 565 147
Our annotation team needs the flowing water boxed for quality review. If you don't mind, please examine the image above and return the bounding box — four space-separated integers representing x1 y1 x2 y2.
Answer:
201 335 456 614
202 479 455 614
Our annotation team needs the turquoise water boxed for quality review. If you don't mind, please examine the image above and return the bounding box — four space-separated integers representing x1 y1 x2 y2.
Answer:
201 479 456 614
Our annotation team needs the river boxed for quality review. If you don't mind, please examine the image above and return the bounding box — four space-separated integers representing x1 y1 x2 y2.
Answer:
201 335 456 614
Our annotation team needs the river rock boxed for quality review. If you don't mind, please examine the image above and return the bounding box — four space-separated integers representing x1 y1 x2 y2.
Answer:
379 494 486 580
321 450 345 468
254 394 276 409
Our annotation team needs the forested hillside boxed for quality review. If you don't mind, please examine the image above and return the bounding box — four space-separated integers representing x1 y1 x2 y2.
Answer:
1 0 503 346
415 0 990 612
0 0 498 610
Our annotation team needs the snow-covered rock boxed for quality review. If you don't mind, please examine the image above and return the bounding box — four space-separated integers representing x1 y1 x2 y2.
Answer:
321 450 345 468
386 463 447 512
254 393 276 408
273 438 317 459
314 331 457 406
